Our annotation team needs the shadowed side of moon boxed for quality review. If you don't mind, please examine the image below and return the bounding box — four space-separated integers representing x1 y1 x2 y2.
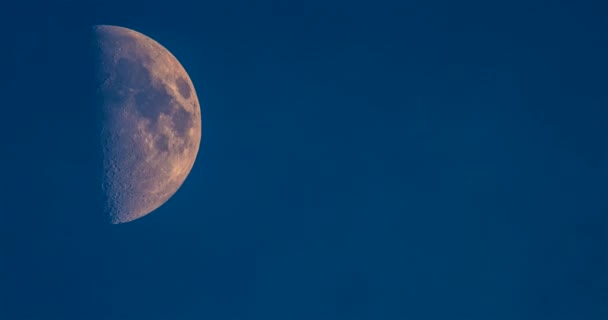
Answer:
92 25 202 224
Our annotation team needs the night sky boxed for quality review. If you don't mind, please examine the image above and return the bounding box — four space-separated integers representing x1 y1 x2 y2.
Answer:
1 1 607 319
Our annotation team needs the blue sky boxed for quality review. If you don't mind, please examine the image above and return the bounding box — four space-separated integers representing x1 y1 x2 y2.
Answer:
1 0 606 319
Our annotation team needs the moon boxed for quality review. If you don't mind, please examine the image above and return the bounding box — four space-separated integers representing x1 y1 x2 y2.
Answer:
91 25 202 224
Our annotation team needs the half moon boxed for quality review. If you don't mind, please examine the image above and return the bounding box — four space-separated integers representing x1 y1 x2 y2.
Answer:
91 25 202 224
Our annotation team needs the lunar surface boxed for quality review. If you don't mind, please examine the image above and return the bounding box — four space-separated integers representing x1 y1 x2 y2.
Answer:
92 25 201 224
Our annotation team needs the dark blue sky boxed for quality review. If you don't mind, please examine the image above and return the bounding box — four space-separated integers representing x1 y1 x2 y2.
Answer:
1 0 606 319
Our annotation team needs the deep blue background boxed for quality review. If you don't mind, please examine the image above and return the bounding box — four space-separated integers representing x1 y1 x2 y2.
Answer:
1 0 606 319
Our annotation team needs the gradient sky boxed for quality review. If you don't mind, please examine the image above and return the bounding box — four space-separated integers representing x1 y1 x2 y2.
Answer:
1 1 606 319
